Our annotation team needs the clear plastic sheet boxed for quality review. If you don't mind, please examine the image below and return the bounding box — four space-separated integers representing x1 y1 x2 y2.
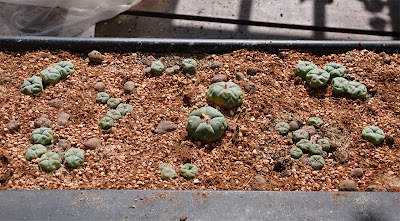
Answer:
0 0 141 36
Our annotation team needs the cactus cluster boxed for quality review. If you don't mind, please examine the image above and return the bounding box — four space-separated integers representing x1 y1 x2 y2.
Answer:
21 61 74 95
206 82 244 109
362 126 385 144
96 92 133 130
158 163 198 180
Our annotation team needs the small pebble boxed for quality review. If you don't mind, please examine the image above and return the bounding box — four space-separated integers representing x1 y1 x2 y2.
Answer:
302 125 316 136
211 74 227 83
366 185 387 192
254 175 267 186
236 72 245 80
48 99 62 108
84 137 101 150
57 112 70 126
172 65 180 73
383 56 391 64
288 121 299 131
88 50 103 64
244 83 259 92
165 67 175 74
7 120 21 133
193 178 200 184
210 61 223 69
339 180 357 191
144 67 152 74
94 82 105 91
350 168 364 178
154 121 177 134
58 139 70 150
344 55 354 63
247 67 262 76
124 81 135 94
34 115 52 128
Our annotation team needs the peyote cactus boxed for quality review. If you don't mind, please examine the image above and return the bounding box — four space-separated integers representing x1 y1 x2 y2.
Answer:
30 127 53 145
296 139 312 152
107 98 120 109
180 163 198 178
345 81 367 99
40 67 61 84
275 122 290 135
308 155 325 170
306 69 330 88
106 110 122 121
290 147 303 159
362 126 385 144
151 61 164 75
116 104 133 115
38 152 61 172
65 148 85 169
323 62 347 80
161 167 177 180
308 144 323 155
206 82 244 109
308 117 323 127
53 61 74 79
99 116 114 130
96 92 110 104
26 144 47 161
331 77 349 94
295 61 317 80
293 129 309 142
181 59 197 73
21 76 43 95
158 163 172 171
187 106 227 142
317 139 330 151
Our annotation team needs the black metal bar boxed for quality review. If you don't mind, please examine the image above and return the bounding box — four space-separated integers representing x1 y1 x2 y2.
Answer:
123 10 400 37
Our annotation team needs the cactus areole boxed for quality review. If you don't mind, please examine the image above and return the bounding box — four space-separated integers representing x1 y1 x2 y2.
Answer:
187 107 227 142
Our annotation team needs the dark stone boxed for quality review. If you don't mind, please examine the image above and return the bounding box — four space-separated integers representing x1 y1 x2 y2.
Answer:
236 72 245 80
48 99 62 108
84 137 101 150
57 112 70 126
94 82 105 91
210 61 223 69
247 67 262 76
339 180 357 191
244 83 259 92
288 121 299 131
366 185 387 192
350 168 364 178
58 139 70 150
7 120 21 133
124 81 135 94
88 50 103 64
34 115 52 128
154 121 177 134
211 74 227 83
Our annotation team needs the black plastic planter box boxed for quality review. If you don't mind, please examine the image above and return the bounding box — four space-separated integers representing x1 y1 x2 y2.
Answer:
0 37 399 221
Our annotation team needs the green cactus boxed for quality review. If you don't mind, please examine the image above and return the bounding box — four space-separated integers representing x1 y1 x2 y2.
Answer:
362 126 385 144
161 167 177 180
308 144 323 155
206 82 244 109
99 116 114 130
317 139 330 151
181 59 197 73
293 129 309 142
331 77 349 94
187 106 227 142
308 155 325 170
26 144 47 161
65 148 85 169
21 76 43 95
53 61 74 78
106 110 122 121
116 104 133 115
295 61 317 80
38 152 61 172
323 62 347 80
30 127 53 145
158 163 172 171
306 69 330 88
345 81 367 99
308 117 323 127
96 92 110 104
40 67 61 84
107 98 120 109
180 163 198 178
296 139 312 153
275 122 290 135
151 61 165 75
290 147 303 159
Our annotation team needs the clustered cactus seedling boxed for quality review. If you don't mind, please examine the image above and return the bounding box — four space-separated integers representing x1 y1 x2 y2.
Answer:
20 76 43 95
207 82 244 109
151 61 165 76
292 129 309 142
308 155 325 170
30 127 53 145
26 144 47 161
106 110 122 121
331 78 367 99
99 116 114 130
362 126 385 144
306 69 330 88
181 58 197 74
96 92 110 104
107 98 120 109
308 144 323 155
180 163 198 178
158 163 177 180
295 61 317 80
331 77 348 94
317 139 330 151
116 103 133 116
296 139 312 153
290 147 303 159
64 148 85 169
308 117 323 127
38 152 61 172
275 122 290 135
323 62 347 80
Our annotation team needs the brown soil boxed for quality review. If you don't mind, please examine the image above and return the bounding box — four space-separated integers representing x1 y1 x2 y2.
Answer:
0 49 399 191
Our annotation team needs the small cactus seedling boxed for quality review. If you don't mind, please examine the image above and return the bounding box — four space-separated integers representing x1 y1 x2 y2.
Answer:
96 92 110 104
308 155 325 170
295 61 317 80
293 129 309 142
308 144 323 155
53 61 74 78
275 122 290 135
317 139 330 151
296 139 312 152
308 117 323 127
290 147 303 159
362 126 385 144
116 104 133 115
158 163 172 171
181 59 197 73
65 148 85 169
180 163 198 178
30 127 53 145
99 116 114 130
21 76 43 95
187 106 227 142
40 67 61 84
345 81 367 99
207 82 244 109
107 98 120 109
161 167 177 180
323 62 347 80
151 61 165 76
26 144 47 161
38 152 61 172
331 77 349 94
306 69 330 88
106 110 122 121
